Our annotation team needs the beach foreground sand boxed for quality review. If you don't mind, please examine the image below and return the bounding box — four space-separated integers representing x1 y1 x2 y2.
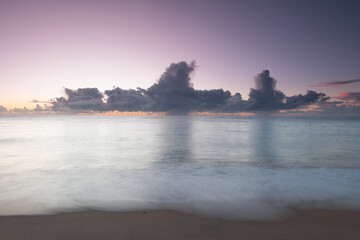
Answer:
1 210 359 240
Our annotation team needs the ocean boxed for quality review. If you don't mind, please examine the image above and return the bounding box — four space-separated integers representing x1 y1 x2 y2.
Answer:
0 115 359 220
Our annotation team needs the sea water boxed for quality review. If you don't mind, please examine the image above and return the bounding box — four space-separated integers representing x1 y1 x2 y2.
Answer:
0 115 359 220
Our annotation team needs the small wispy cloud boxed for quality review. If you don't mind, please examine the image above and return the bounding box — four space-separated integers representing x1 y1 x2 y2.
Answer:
30 99 51 103
310 79 360 87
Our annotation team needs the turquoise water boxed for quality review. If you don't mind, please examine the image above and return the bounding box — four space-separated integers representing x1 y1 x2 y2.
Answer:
0 115 359 220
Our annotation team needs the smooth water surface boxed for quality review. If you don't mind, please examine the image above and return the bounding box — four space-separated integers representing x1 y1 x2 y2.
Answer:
0 115 359 220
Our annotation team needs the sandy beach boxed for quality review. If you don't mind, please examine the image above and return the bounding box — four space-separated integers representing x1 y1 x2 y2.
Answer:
1 210 359 240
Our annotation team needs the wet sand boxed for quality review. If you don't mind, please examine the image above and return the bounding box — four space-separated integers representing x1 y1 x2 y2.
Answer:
1 210 359 240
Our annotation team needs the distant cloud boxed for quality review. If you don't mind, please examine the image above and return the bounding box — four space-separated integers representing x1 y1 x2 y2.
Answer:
31 99 51 104
13 107 30 113
0 104 51 115
285 90 330 109
310 78 360 87
33 104 44 112
0 105 7 112
50 61 329 114
228 70 328 111
336 92 360 102
306 101 360 115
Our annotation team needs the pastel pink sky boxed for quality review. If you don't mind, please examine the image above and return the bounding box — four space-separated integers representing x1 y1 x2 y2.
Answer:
1 0 359 108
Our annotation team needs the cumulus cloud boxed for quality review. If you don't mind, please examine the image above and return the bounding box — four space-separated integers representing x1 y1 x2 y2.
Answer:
104 88 150 111
234 70 328 111
246 70 286 110
221 92 245 112
311 78 360 87
52 88 104 112
50 61 329 114
196 89 232 111
284 90 329 109
145 61 198 113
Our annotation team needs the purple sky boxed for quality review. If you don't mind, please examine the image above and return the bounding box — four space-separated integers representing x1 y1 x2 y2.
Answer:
0 0 359 110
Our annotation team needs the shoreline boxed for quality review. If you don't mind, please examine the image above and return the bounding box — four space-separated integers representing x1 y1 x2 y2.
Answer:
1 210 360 240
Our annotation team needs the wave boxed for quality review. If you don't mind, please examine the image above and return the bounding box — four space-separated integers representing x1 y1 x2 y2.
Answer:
1 165 359 220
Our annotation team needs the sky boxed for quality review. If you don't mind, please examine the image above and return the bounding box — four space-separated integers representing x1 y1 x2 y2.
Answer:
0 0 359 114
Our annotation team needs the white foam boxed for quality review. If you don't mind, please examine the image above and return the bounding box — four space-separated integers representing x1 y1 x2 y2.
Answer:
1 165 359 220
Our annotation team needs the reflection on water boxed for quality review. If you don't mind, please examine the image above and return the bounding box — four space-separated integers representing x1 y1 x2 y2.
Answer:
250 118 277 167
1 115 360 170
157 116 193 164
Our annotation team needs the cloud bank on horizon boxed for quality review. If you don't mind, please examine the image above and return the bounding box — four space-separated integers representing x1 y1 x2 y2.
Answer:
0 105 7 113
49 61 329 114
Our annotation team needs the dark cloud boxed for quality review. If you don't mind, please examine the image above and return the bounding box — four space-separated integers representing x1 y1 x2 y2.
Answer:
52 88 104 112
50 62 328 114
0 105 7 112
241 70 329 111
310 78 360 87
221 92 245 112
196 89 232 111
145 61 198 113
246 70 286 110
104 88 150 111
284 90 330 109
145 61 233 113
